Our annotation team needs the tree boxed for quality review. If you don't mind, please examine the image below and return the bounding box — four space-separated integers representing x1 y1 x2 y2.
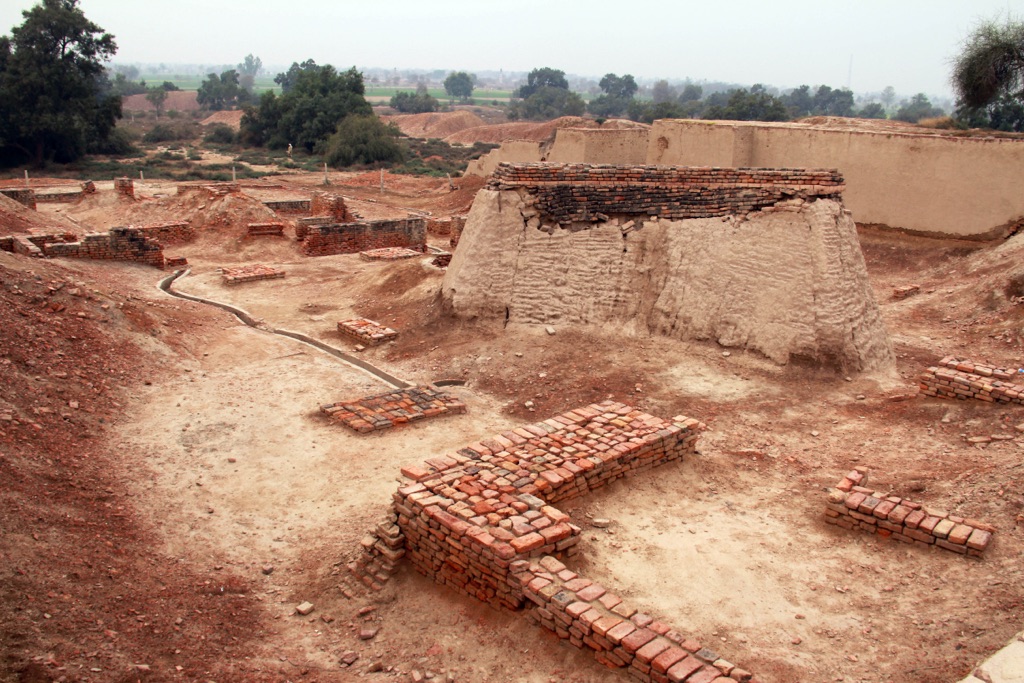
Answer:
588 73 638 118
197 69 250 110
390 89 438 113
783 85 814 117
323 115 404 167
509 86 585 120
952 18 1024 109
880 85 897 109
704 88 789 122
274 59 318 93
956 92 1024 131
516 67 568 99
241 63 373 152
678 83 703 103
237 53 262 92
443 71 474 102
894 93 945 123
858 102 887 119
651 79 677 104
145 85 167 117
0 0 121 166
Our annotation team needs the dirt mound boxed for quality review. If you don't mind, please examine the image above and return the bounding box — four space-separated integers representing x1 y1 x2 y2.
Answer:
442 117 645 145
200 110 245 130
385 110 487 139
122 90 200 112
0 192 81 235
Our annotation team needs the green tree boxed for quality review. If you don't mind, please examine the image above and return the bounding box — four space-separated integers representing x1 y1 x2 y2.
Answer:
880 85 897 109
705 87 788 122
783 85 814 117
588 73 638 118
197 69 250 110
858 102 887 119
894 93 944 123
274 59 318 93
651 79 676 104
678 83 703 103
324 115 404 167
237 53 262 92
110 71 146 96
952 18 1024 109
956 92 1024 131
390 88 438 113
241 63 373 152
145 85 167 117
0 0 121 166
510 86 585 120
443 71 474 102
516 67 568 99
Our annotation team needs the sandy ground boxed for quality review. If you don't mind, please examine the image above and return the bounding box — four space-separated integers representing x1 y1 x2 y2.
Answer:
4 174 1024 683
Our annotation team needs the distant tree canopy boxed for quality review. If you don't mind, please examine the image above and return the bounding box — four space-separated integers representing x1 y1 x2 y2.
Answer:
0 0 122 166
197 70 251 110
782 84 855 118
241 62 380 160
323 115 404 168
390 86 438 113
237 53 262 92
893 93 944 123
443 71 474 101
588 73 637 118
952 18 1024 131
145 86 167 117
515 67 568 99
705 85 789 122
858 102 887 119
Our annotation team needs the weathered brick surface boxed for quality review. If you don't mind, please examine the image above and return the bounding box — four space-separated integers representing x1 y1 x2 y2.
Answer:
487 163 844 226
138 222 194 243
310 191 352 222
264 199 311 214
320 385 467 433
246 222 286 237
919 356 1024 404
826 467 994 556
432 253 452 268
220 264 285 284
359 247 423 261
45 227 166 268
0 188 37 209
114 177 134 198
426 215 466 237
892 284 920 300
301 218 426 257
337 318 398 346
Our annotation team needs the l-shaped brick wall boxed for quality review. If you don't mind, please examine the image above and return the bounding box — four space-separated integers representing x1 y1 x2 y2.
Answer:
487 162 844 226
300 218 426 256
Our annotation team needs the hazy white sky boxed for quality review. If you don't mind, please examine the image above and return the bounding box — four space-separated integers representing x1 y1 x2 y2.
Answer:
2 0 1022 97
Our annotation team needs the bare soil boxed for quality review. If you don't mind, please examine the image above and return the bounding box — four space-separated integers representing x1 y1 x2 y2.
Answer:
2 174 1024 683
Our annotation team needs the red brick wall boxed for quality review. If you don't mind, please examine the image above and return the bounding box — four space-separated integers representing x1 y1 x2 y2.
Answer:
301 219 426 257
0 188 37 210
310 192 351 222
45 227 165 268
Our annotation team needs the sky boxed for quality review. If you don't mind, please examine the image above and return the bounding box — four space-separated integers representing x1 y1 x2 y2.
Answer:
2 0 1023 98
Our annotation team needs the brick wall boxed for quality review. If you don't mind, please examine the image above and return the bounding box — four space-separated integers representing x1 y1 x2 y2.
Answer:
138 222 195 243
265 199 311 214
919 356 1024 404
45 227 166 268
310 191 352 222
114 177 134 198
487 163 844 226
300 218 426 257
826 467 994 556
0 188 37 209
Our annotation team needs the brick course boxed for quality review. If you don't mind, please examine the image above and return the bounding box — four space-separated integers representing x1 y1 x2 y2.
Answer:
919 356 1024 404
246 222 286 237
826 467 994 556
220 264 285 284
487 162 844 226
114 177 134 198
320 385 466 433
359 247 422 261
138 222 194 243
0 188 37 209
45 227 166 268
336 318 398 346
301 218 426 257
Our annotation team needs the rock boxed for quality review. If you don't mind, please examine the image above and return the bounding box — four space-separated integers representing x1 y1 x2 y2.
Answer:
366 660 384 673
340 651 359 667
359 627 379 640
545 326 556 336
592 518 611 528
722 351 731 357
827 490 846 504
295 601 314 616
855 394 865 401
411 671 424 683
810 430 820 437
358 606 376 616
261 565 274 575
967 436 992 444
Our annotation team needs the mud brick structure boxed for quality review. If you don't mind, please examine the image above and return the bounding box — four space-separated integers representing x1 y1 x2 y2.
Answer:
892 284 921 300
45 227 166 268
426 215 466 237
200 183 239 197
487 163 844 227
359 247 422 261
449 217 465 250
920 356 1024 404
300 218 426 257
0 188 37 209
114 177 134 198
220 264 285 285
246 222 286 237
516 556 755 682
164 256 188 268
320 385 467 433
35 189 83 204
432 253 452 268
263 199 311 214
310 191 352 222
138 222 195 243
336 318 398 346
826 467 994 556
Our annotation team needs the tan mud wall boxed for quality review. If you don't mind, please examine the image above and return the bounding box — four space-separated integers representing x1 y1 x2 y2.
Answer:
647 120 1024 238
442 188 893 371
465 129 650 177
465 140 544 177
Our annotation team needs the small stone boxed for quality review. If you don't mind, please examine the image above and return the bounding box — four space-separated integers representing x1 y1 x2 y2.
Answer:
545 326 556 335
354 344 366 352
810 430 820 437
228 457 237 463
358 606 376 616
592 518 611 528
795 614 805 619
967 436 992 444
262 565 274 575
792 636 802 645
855 394 865 401
722 351 731 357
295 602 314 616
359 627 379 640
411 669 424 682
366 661 384 673
942 413 954 424
1015 423 1024 433
340 651 359 666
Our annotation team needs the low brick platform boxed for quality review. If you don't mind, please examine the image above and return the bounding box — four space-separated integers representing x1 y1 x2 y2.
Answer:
432 253 452 268
246 222 286 237
826 467 994 556
920 356 1024 404
320 385 467 433
337 318 398 346
220 264 286 285
139 221 194 243
164 256 188 268
359 247 422 261
892 284 920 300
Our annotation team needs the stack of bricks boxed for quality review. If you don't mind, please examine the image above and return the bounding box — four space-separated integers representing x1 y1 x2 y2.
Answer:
320 385 467 433
164 256 188 268
337 318 398 346
892 284 920 300
1 233 76 257
1 188 37 209
220 264 285 285
432 253 452 268
426 216 466 237
45 227 166 268
349 508 407 590
139 222 194 243
825 467 994 556
919 356 1024 404
114 177 134 198
487 163 845 226
516 555 754 682
199 183 239 197
263 199 311 214
300 218 426 257
310 191 352 222
359 247 422 261
389 401 705 611
246 222 286 237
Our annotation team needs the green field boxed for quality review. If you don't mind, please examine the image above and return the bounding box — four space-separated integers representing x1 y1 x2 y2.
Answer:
138 74 278 94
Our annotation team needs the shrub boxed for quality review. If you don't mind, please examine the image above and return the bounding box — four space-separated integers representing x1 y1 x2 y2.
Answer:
203 124 237 145
143 123 193 143
323 115 404 167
